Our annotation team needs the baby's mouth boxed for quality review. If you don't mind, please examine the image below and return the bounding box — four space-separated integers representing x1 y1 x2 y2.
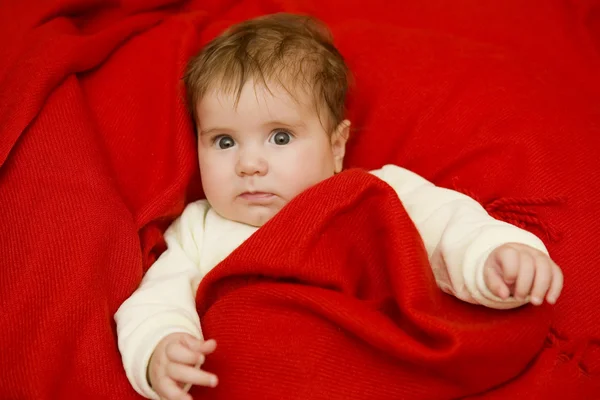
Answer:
238 192 275 203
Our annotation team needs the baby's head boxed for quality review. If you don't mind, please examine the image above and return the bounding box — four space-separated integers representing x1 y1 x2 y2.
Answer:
184 13 351 227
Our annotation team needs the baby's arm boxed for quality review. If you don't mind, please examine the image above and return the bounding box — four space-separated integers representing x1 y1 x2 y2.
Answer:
371 164 560 309
114 201 212 399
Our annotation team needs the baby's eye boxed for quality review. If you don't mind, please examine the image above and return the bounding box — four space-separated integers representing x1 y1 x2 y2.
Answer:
214 135 235 149
269 130 293 145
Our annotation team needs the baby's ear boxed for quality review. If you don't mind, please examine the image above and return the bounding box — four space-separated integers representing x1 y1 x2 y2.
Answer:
331 120 350 173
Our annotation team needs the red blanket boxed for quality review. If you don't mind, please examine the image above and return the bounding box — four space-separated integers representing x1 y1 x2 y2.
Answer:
1 0 599 399
193 169 550 399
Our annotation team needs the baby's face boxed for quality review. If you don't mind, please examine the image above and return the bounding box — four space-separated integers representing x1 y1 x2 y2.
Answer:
196 79 348 227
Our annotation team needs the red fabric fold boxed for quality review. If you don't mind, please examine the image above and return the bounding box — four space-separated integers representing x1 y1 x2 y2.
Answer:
194 169 551 400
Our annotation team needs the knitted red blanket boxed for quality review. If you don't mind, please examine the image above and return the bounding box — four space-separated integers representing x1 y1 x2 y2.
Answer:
194 169 549 400
1 0 598 399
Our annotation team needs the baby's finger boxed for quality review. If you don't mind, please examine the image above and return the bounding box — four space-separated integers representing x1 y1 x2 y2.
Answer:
167 363 218 388
181 341 216 394
514 253 535 301
496 247 520 285
181 334 205 351
182 336 217 355
157 378 192 400
166 342 205 366
546 262 564 304
484 266 510 299
530 256 552 305
199 339 217 354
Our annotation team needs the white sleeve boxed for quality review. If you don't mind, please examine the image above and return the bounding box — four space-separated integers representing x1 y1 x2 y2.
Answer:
114 201 209 399
370 164 549 309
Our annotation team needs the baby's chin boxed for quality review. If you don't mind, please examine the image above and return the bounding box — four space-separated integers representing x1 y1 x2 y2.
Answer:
220 207 279 228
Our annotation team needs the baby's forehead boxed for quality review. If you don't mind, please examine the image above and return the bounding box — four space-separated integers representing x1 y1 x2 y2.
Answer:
197 77 333 132
212 77 311 102
206 79 318 113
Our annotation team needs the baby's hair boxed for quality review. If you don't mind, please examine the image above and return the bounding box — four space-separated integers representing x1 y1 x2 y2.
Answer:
183 12 350 133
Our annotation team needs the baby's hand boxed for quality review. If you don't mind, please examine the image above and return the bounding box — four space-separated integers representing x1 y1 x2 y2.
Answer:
148 332 218 400
484 243 563 306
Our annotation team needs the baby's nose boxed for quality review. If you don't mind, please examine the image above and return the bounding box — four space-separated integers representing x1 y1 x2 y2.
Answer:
235 151 268 176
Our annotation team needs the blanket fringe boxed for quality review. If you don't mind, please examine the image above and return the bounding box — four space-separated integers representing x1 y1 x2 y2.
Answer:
451 181 565 243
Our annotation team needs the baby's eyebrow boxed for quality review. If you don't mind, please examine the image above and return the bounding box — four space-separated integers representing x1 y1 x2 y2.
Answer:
200 121 305 136
200 127 233 136
262 120 306 129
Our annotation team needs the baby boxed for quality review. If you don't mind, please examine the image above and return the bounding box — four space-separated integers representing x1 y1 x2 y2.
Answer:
114 13 564 400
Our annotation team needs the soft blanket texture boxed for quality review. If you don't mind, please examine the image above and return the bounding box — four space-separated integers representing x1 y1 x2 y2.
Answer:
193 169 550 399
1 0 599 399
